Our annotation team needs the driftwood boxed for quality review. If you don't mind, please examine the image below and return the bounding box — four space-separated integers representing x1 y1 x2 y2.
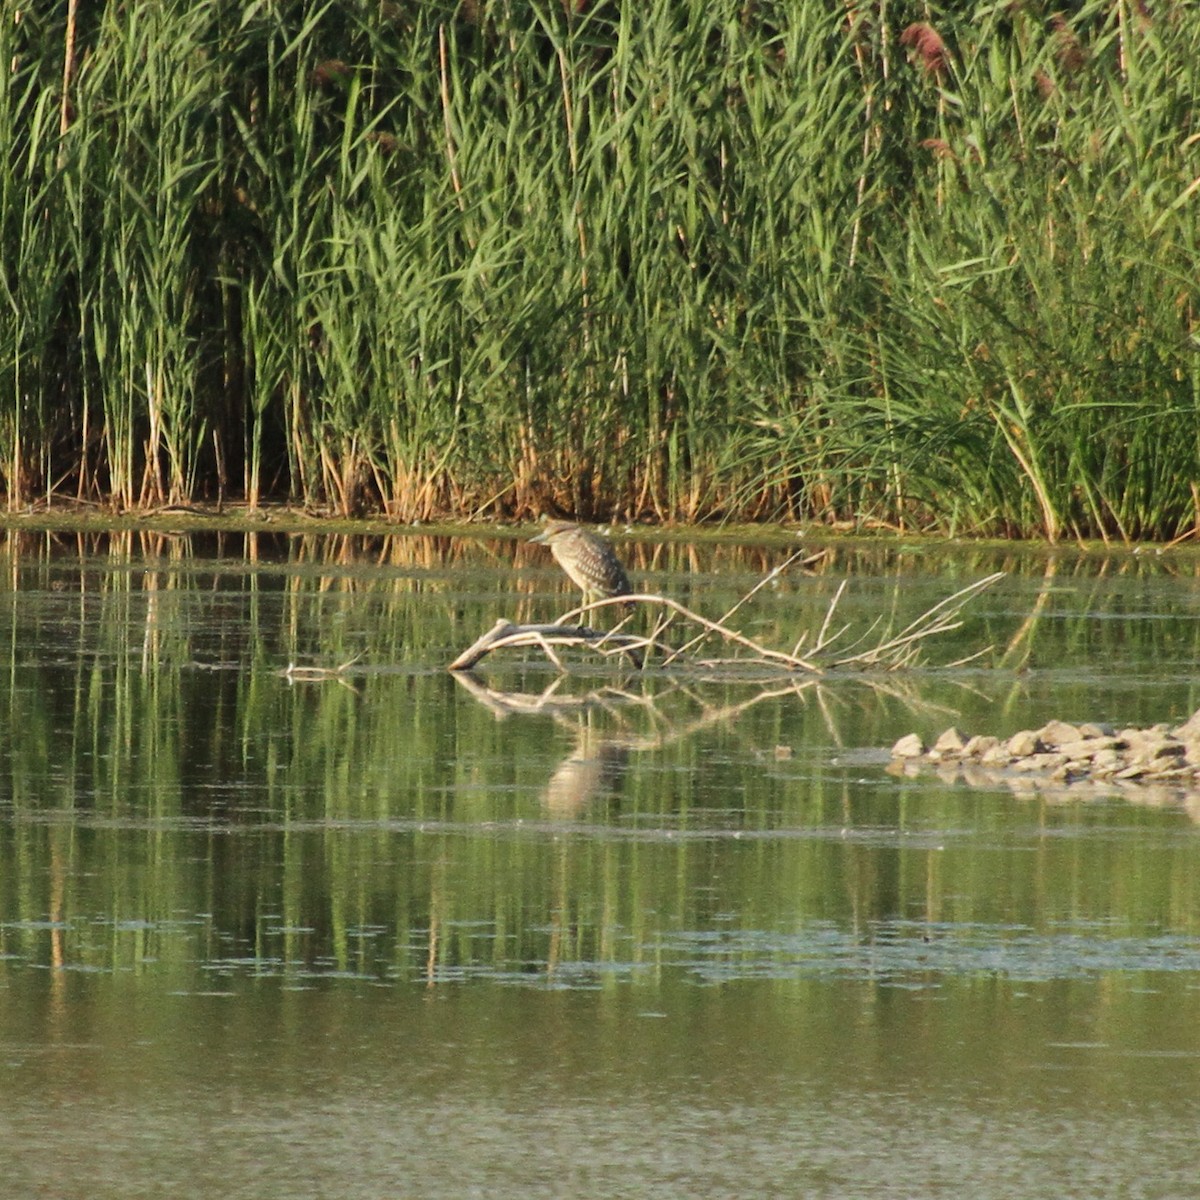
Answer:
449 550 1005 675
276 655 362 692
448 620 646 672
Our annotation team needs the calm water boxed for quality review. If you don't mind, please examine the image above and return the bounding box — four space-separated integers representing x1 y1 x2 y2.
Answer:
2 526 1199 1198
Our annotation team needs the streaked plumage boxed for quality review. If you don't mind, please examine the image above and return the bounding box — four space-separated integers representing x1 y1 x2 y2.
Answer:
530 520 633 608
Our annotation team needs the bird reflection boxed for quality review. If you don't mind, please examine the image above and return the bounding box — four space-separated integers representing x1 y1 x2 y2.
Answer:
542 727 629 820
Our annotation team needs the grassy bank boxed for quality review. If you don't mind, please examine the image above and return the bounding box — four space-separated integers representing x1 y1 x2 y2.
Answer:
2 1 1197 538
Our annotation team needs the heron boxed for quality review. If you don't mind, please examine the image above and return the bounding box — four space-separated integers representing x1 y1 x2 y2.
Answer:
529 520 634 612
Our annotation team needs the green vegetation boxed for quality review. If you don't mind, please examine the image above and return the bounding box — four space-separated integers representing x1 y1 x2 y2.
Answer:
1 2 1197 537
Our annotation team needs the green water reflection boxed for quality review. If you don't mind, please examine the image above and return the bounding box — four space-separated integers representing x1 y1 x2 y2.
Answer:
1 528 1199 1198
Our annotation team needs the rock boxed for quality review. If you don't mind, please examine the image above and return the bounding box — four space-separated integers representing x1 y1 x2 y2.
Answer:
1055 736 1125 760
1006 730 1044 757
1010 752 1067 773
1039 720 1082 747
1172 707 1200 741
1051 759 1088 781
891 733 925 759
1123 732 1185 766
980 740 1011 766
932 727 969 756
889 713 1200 796
1149 766 1194 783
962 734 1000 760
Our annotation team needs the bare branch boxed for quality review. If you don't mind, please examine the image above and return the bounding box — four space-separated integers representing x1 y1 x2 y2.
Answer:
449 563 1004 676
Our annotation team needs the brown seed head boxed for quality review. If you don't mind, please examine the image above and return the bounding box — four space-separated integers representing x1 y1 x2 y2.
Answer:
900 22 949 76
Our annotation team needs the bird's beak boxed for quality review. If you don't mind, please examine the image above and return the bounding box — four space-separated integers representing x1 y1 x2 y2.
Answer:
529 529 548 544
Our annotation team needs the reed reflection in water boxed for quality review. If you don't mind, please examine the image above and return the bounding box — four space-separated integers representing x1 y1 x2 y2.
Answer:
1 527 1199 1197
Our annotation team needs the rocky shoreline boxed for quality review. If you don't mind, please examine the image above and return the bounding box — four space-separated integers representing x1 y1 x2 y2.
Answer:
890 711 1200 818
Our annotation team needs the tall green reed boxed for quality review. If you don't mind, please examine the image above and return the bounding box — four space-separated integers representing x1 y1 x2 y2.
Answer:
728 1 1200 538
0 8 69 509
0 1 1196 536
